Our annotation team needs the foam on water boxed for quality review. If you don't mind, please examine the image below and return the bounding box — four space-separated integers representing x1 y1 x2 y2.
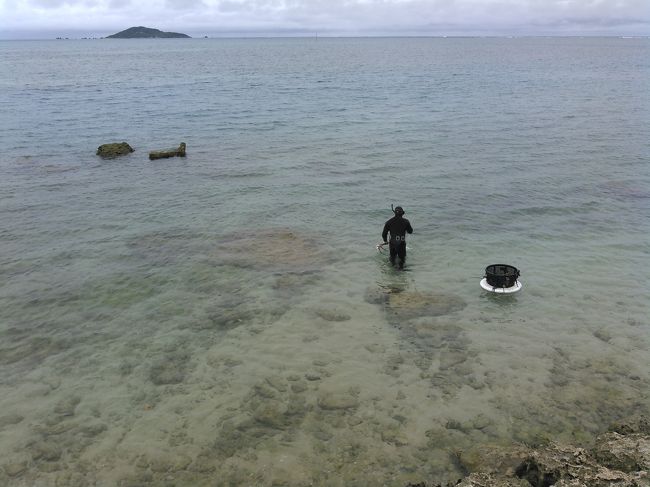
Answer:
0 37 648 486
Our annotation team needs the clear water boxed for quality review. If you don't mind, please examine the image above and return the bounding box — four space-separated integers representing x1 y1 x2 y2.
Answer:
0 37 649 486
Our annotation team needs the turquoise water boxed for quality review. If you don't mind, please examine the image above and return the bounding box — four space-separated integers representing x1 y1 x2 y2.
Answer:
0 37 649 486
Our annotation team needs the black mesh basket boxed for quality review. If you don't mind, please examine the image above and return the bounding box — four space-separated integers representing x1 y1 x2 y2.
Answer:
485 264 520 288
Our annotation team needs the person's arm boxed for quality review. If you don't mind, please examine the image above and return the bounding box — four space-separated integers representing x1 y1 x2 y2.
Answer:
406 220 413 234
382 222 389 242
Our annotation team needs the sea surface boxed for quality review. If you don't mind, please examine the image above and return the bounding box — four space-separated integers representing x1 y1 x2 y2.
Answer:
0 37 649 486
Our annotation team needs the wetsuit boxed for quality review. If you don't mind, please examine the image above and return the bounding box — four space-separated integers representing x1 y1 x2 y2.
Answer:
382 215 413 268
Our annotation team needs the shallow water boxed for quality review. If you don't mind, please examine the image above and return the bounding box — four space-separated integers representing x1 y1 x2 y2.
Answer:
0 37 649 486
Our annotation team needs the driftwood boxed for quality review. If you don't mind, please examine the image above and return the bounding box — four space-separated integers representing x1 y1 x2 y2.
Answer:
149 142 186 160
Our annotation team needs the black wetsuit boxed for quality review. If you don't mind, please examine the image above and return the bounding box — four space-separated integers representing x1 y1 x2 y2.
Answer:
382 215 413 267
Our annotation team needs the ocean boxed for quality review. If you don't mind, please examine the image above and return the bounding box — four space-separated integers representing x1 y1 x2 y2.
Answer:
0 37 648 486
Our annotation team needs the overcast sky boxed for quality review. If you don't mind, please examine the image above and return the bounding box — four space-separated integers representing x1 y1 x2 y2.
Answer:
1 0 649 39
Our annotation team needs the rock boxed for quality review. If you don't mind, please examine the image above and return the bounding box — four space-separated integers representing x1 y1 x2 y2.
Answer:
0 414 24 428
609 414 650 435
149 454 192 473
381 429 409 446
592 432 650 472
96 142 134 158
149 352 190 385
386 291 466 321
55 471 86 487
149 142 186 160
314 309 351 322
0 336 70 366
317 393 359 410
254 383 277 399
32 441 63 461
457 443 531 476
37 418 77 436
54 395 81 417
439 350 467 370
79 422 107 437
364 287 389 305
516 441 648 487
37 461 61 473
265 376 288 392
456 473 529 486
3 461 27 477
216 228 329 273
469 416 490 432
291 382 308 393
442 418 650 487
117 470 153 486
252 401 288 429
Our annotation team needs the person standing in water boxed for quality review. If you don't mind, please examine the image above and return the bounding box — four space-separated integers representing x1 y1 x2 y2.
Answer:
381 206 413 269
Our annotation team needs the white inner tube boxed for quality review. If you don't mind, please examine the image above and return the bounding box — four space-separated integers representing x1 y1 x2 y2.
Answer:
480 278 522 294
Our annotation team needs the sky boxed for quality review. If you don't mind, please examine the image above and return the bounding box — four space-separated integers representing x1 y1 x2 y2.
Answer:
0 0 649 39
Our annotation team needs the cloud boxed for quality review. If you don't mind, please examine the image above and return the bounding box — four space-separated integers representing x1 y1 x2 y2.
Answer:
1 0 649 37
165 0 206 11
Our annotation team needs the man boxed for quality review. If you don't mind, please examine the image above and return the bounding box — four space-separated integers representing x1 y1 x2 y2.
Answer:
381 206 413 269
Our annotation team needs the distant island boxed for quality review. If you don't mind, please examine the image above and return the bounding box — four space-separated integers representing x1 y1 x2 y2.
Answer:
107 26 190 39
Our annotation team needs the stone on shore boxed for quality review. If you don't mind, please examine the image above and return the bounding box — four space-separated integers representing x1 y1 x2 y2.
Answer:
96 142 134 158
149 142 186 160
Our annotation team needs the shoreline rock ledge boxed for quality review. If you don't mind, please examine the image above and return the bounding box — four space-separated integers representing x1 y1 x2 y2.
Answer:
408 415 649 487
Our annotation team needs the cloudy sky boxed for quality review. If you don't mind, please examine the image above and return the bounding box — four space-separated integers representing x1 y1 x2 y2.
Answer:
1 0 649 39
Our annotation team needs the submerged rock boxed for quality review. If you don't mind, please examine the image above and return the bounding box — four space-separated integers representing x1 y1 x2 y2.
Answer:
0 414 24 428
96 142 134 158
314 309 351 322
609 415 650 435
216 228 330 272
149 352 190 385
386 291 466 321
317 393 359 410
53 395 81 417
149 142 186 160
3 461 27 477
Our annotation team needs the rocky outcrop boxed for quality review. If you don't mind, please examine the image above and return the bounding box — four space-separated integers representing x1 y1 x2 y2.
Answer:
411 415 649 487
149 142 186 160
96 141 134 158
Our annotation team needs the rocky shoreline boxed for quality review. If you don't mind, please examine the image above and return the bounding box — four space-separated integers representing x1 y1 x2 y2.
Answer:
410 415 649 487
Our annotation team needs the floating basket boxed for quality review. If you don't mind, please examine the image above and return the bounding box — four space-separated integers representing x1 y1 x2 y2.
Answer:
478 264 522 296
485 264 520 288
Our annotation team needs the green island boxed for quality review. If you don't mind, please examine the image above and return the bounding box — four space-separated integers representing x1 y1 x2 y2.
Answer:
106 26 190 38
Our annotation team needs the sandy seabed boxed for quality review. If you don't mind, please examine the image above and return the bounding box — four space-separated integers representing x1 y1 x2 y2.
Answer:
1 228 648 487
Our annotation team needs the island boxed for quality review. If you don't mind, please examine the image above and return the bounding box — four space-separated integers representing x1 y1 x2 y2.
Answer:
106 26 190 39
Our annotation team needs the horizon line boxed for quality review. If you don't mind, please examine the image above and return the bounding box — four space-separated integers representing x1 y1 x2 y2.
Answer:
2 34 649 41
